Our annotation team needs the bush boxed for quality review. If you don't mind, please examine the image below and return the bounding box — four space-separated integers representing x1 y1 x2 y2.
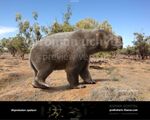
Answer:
1 36 29 59
62 23 74 32
11 36 29 59
120 46 137 57
76 18 99 29
51 21 74 33
5 40 17 57
0 46 4 55
136 42 149 59
133 33 150 59
51 21 63 33
93 52 112 58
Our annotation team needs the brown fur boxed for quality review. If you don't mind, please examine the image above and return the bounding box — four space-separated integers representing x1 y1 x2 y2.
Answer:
30 29 123 89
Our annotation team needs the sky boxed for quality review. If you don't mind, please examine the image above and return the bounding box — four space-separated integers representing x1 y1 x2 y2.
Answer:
0 0 150 47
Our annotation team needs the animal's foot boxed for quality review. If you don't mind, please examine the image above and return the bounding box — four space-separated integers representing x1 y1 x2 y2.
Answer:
32 80 49 89
70 85 86 89
84 80 96 84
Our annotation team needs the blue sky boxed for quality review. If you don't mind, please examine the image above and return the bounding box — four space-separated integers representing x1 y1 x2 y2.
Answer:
0 0 150 47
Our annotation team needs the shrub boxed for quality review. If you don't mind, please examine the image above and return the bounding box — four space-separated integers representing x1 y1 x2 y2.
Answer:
11 36 29 59
0 46 4 55
62 23 74 32
133 33 150 59
51 21 63 33
5 40 17 57
120 46 137 57
1 36 29 59
76 18 99 29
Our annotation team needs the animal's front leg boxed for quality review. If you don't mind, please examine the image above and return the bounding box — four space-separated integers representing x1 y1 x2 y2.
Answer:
80 67 96 84
66 69 86 89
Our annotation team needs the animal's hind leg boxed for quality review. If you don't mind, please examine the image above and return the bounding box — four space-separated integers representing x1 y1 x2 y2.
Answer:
33 68 38 78
32 65 53 89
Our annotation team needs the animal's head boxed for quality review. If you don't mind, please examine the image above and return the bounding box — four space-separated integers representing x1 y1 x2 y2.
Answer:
96 30 123 51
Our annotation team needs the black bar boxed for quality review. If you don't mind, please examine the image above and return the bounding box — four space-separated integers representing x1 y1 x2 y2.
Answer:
0 102 150 120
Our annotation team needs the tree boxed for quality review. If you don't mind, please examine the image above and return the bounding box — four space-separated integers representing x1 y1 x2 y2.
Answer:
32 23 42 41
15 13 32 44
12 36 29 59
32 11 38 20
0 38 16 56
63 4 72 24
0 38 9 47
15 13 23 35
51 20 63 33
61 4 74 32
32 12 42 41
4 38 17 57
62 23 74 32
0 45 4 55
16 13 22 22
133 33 150 59
99 20 112 32
41 26 50 35
15 12 44 44
1 36 29 59
8 36 29 59
76 18 99 29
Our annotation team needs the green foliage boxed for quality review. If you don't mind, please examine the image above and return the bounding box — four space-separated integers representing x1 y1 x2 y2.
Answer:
63 4 72 24
50 4 74 34
75 18 113 33
119 33 150 60
4 39 17 57
0 38 10 47
1 36 29 59
98 20 112 33
62 23 74 32
32 11 38 20
76 18 99 29
15 12 44 43
12 36 29 54
32 23 42 41
133 32 150 59
51 20 63 33
22 20 30 32
120 46 137 56
0 46 4 55
15 13 22 22
93 52 112 58
41 26 50 35
15 13 32 44
13 6 117 59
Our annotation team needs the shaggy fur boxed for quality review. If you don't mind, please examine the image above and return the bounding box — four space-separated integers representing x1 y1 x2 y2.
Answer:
30 29 123 89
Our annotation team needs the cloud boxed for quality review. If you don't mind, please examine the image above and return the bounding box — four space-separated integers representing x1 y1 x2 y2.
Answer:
0 26 17 35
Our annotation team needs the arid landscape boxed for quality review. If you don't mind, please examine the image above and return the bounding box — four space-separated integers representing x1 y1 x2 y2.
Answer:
0 53 150 101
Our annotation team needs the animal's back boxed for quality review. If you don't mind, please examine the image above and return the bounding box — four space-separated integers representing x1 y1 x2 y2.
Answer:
30 31 81 70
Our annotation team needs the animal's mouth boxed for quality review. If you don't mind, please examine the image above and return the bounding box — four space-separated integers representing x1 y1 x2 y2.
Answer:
111 47 118 51
119 44 123 49
110 45 122 51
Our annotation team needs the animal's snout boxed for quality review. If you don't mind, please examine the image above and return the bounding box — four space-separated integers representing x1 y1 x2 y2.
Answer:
119 44 123 49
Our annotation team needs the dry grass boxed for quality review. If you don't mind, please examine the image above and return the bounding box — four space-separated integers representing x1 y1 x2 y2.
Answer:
84 86 140 101
0 53 150 101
